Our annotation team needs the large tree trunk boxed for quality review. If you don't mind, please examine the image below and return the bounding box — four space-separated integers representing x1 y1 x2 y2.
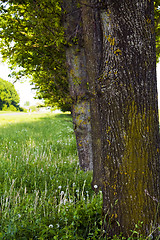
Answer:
82 0 160 237
62 0 93 171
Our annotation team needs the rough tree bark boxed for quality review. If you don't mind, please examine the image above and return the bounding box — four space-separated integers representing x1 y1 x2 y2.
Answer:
81 0 103 190
81 0 160 237
62 0 93 171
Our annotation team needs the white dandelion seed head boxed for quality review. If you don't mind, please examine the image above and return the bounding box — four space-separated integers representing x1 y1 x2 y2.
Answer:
49 224 53 228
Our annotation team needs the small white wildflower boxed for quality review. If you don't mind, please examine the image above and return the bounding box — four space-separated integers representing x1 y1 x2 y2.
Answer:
64 199 67 205
83 197 85 200
73 183 76 186
49 224 53 228
60 191 64 195
94 185 98 189
76 189 79 193
56 224 59 228
18 214 21 218
58 186 62 189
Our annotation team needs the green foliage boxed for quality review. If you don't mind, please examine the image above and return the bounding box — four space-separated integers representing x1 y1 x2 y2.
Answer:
24 101 30 107
0 77 20 110
0 0 71 110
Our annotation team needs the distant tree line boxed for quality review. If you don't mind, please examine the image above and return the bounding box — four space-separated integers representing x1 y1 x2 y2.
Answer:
0 78 22 111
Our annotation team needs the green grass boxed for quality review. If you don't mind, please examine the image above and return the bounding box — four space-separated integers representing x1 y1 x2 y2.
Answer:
0 112 103 240
0 112 158 239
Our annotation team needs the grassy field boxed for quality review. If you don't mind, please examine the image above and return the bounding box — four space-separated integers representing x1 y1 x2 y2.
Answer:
0 112 157 239
0 112 103 240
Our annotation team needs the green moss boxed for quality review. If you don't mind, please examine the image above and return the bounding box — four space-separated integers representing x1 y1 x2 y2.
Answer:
118 101 158 232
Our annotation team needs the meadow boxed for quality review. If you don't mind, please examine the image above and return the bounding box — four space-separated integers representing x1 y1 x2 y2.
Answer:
0 112 156 240
0 112 103 240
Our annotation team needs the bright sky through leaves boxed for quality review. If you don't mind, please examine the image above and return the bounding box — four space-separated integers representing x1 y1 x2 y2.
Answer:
0 57 40 106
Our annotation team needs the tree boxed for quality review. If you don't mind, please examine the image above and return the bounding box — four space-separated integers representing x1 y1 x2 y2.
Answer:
1 0 160 172
24 101 30 107
1 0 160 171
0 77 20 110
0 0 160 237
81 0 160 237
0 0 93 170
62 0 93 170
0 0 70 110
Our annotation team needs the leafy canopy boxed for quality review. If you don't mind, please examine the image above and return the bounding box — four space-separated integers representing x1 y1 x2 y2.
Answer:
0 0 71 110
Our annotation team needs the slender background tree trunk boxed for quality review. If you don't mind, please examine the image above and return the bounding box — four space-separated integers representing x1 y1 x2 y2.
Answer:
66 46 93 170
62 0 93 171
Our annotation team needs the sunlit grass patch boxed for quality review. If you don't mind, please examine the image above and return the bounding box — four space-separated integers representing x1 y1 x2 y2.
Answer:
0 112 54 125
0 111 14 114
